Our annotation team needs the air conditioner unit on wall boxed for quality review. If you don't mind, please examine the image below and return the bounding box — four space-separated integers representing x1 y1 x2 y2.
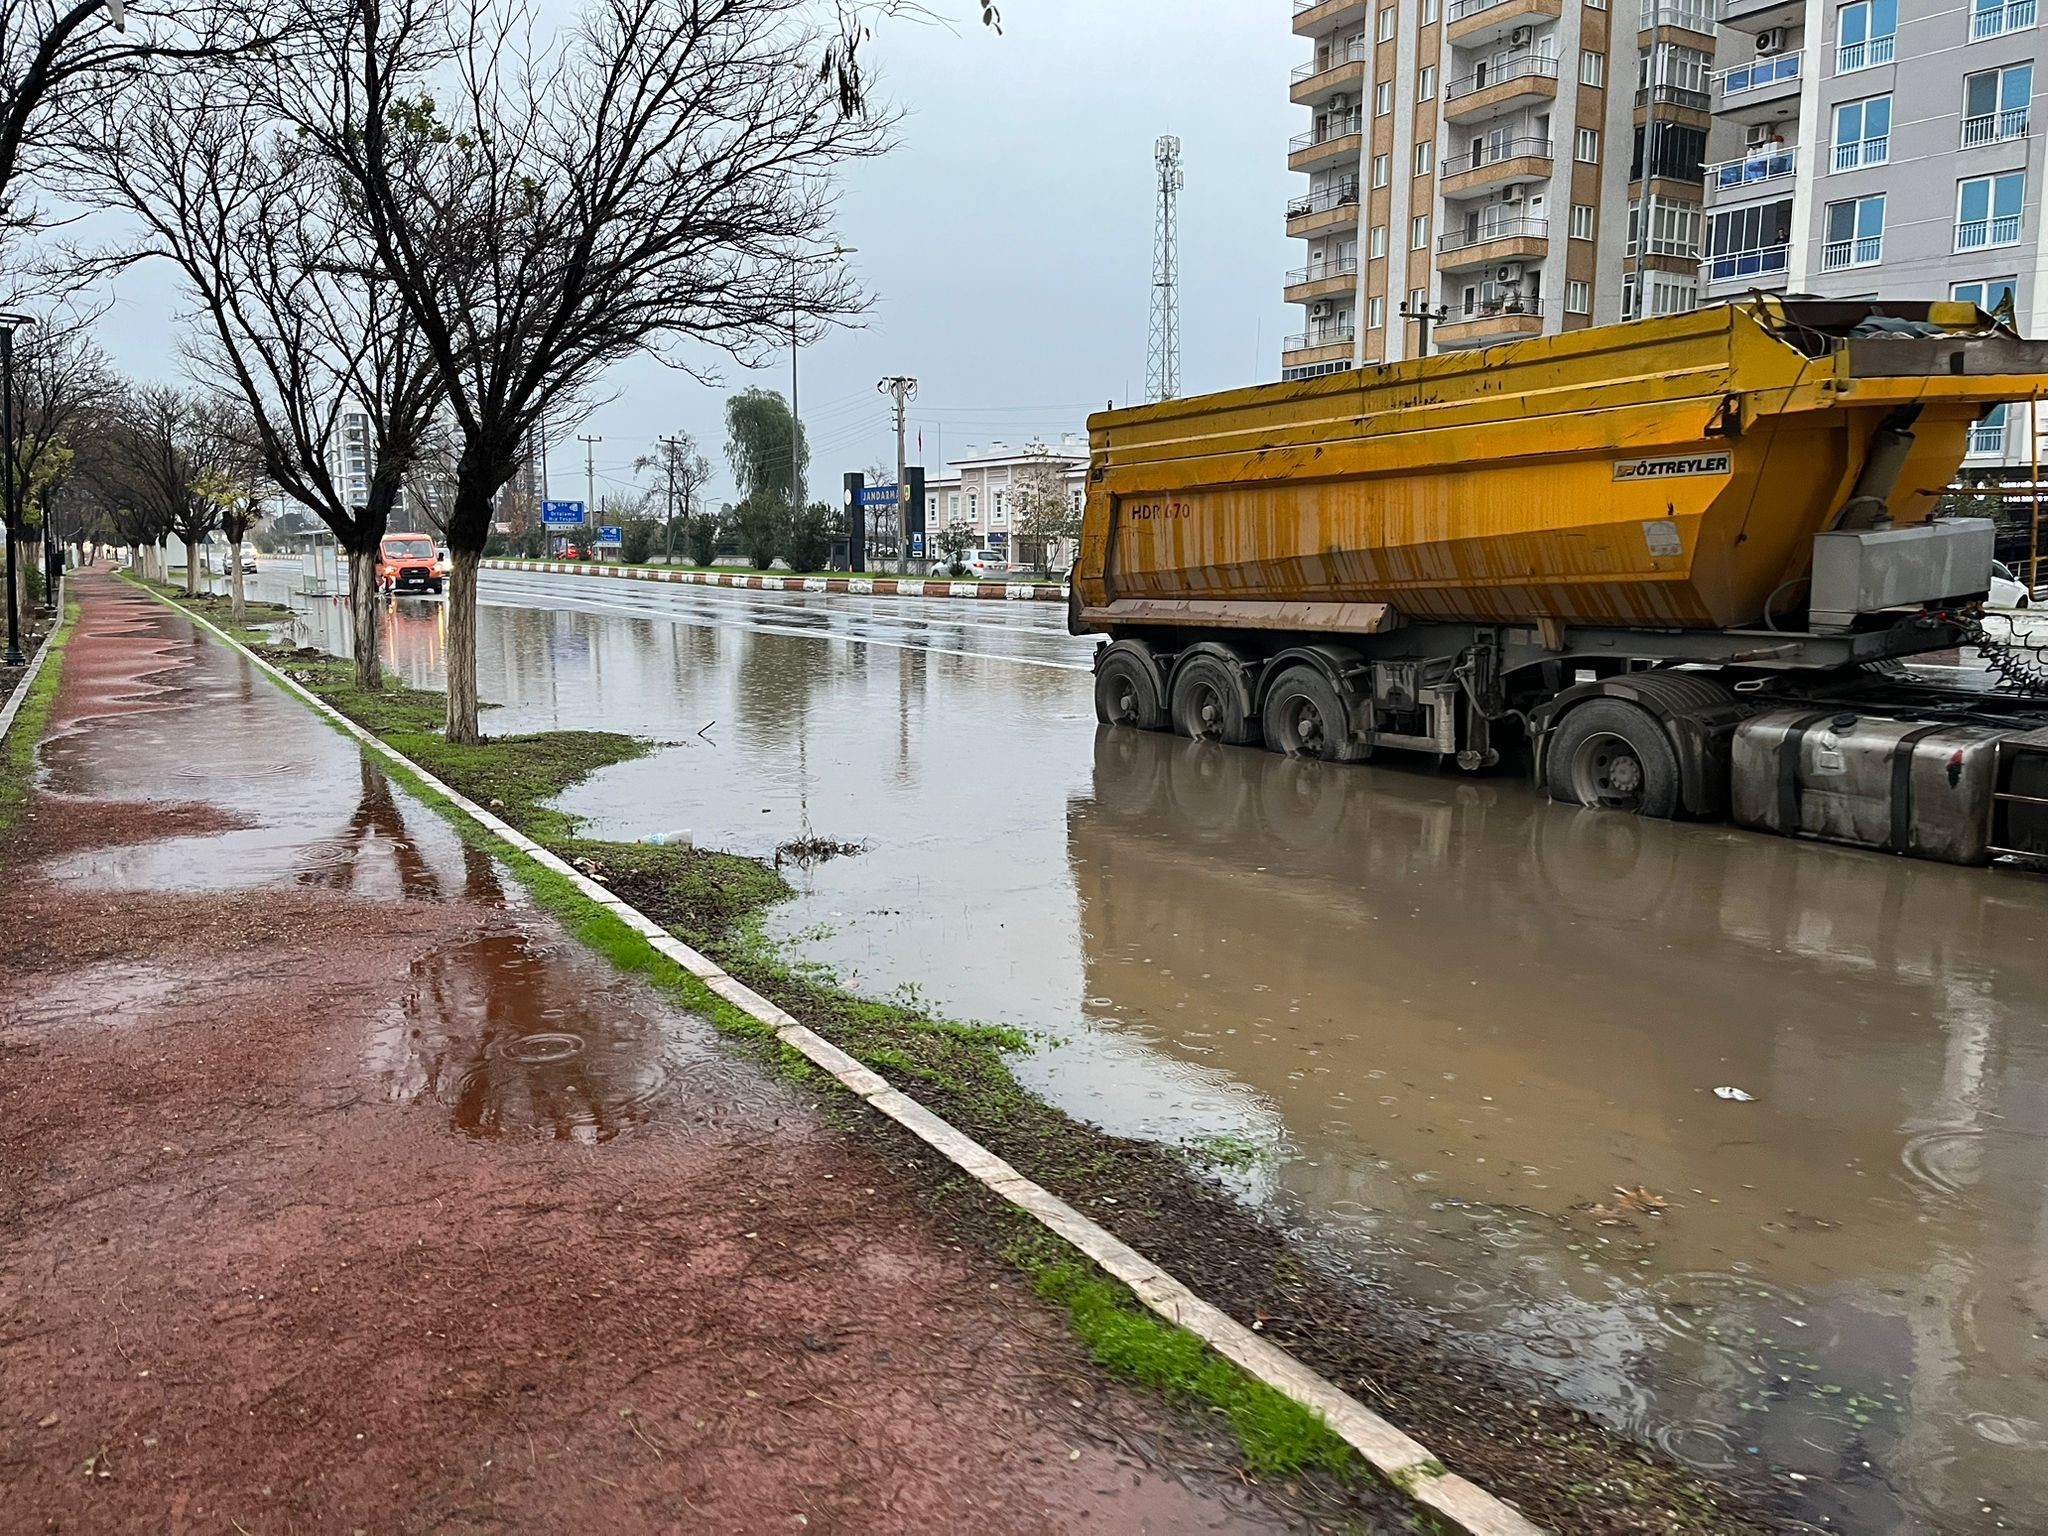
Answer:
1755 27 1785 51
1503 187 1525 203
1498 263 1525 282
1330 92 1349 109
1511 25 1534 45
1311 300 1333 317
1746 123 1774 147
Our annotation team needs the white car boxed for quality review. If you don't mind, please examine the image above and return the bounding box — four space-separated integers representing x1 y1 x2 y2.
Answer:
1990 559 2032 609
928 549 1010 579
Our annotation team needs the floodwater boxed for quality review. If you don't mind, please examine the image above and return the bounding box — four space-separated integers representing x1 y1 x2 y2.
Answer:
251 558 2048 1533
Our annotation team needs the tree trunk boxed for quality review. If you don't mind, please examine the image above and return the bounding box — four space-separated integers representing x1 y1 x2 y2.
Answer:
445 547 482 743
229 537 246 627
182 536 199 595
348 549 381 691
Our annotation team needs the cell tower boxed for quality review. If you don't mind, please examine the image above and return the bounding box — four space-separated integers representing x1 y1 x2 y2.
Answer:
1147 135 1183 403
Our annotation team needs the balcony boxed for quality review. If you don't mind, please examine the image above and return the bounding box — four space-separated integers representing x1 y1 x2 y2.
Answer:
1706 144 1797 200
1714 52 1799 124
1443 54 1560 122
1718 0 1800 28
1281 328 1359 368
1291 39 1369 103
1699 244 1790 290
1289 112 1366 172
1436 214 1550 270
1830 135 1888 171
1962 107 2030 148
1292 0 1369 35
1286 182 1363 236
1835 33 1894 70
1434 302 1546 348
1968 419 2008 457
1445 0 1561 47
1284 256 1362 303
1957 213 2023 251
1639 1 1718 34
1971 0 2035 39
1439 136 1553 197
1820 233 1883 270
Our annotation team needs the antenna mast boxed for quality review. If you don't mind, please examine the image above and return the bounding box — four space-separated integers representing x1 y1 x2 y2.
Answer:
1147 135 1183 403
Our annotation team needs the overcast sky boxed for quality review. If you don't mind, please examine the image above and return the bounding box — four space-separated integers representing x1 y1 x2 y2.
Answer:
88 0 1300 510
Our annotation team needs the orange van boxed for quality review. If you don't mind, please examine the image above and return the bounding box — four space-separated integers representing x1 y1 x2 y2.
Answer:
376 532 442 595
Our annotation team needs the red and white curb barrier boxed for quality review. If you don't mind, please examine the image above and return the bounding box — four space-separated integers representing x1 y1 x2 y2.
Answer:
140 583 1546 1536
484 558 1069 603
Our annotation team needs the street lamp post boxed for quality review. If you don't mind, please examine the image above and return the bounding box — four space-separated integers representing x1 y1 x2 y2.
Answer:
0 312 32 667
788 242 855 524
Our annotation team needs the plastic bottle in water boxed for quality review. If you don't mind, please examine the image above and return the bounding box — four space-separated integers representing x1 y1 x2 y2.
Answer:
637 829 693 848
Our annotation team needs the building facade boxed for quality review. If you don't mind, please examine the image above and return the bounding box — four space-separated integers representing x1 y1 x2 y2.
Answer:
921 438 1089 569
1703 0 2047 469
1285 0 1724 376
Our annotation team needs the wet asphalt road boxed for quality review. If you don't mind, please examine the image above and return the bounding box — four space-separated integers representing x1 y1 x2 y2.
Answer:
230 555 2048 1535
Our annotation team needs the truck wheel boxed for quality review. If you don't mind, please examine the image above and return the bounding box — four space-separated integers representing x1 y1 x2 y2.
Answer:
1261 665 1358 761
1094 646 1167 730
1546 699 1681 818
1171 653 1260 746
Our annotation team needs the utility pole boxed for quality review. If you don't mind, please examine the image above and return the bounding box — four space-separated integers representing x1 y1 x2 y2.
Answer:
877 376 917 574
578 433 601 516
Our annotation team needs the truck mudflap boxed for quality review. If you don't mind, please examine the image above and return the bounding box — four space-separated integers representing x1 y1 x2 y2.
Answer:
1532 671 1753 818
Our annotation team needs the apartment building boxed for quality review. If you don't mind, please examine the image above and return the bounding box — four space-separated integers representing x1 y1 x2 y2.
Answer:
1703 0 2046 470
1285 0 1722 377
325 406 422 530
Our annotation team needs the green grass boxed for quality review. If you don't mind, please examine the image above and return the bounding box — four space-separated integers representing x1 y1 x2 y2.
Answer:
492 557 1064 584
0 597 78 843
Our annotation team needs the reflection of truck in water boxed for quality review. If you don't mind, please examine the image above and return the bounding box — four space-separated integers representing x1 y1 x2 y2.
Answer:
1072 301 2048 865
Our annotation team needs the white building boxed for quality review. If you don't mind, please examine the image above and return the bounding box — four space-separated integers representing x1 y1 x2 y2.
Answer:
326 406 416 529
920 437 1089 569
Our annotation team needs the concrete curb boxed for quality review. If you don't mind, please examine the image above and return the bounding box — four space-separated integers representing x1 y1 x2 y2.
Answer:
0 580 66 744
482 558 1070 603
135 580 1546 1536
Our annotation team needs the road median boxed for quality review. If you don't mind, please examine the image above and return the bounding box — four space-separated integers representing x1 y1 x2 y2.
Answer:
483 556 1070 601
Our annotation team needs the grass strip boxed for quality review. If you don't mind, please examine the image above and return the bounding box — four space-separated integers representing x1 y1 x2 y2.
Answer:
0 597 79 842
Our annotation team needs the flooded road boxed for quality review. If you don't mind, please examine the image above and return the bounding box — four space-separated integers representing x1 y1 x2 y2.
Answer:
246 558 2048 1533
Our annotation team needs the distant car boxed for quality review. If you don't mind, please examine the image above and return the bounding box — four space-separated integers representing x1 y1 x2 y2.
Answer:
928 548 1009 579
436 544 452 575
376 532 443 595
240 555 259 574
1990 559 2032 609
559 543 584 560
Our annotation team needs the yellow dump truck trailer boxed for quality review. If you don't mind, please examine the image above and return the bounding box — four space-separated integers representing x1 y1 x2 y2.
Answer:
1073 300 2048 864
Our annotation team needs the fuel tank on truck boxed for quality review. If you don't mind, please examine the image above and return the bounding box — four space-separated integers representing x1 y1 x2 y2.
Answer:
1073 301 2048 637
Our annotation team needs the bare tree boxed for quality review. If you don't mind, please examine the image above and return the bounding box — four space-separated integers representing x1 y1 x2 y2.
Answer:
274 0 887 742
82 78 445 691
93 385 238 595
634 432 712 563
1011 440 1077 576
8 318 114 610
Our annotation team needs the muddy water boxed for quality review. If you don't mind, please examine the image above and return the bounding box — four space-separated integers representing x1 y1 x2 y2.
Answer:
260 567 2048 1533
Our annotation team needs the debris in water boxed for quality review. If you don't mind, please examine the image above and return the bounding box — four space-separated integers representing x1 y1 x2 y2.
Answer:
774 834 869 870
1713 1086 1757 1102
637 829 693 848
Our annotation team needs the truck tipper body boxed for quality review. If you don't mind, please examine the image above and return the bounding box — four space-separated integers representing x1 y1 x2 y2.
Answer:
1072 300 2048 866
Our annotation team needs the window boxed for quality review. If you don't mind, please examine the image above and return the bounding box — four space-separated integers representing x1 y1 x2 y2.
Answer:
1822 194 1886 268
1370 224 1388 258
1646 274 1698 316
1640 41 1711 103
967 492 978 520
1412 214 1430 248
948 493 960 517
1418 64 1437 99
1831 96 1891 169
1705 198 1793 281
1415 141 1434 175
1632 121 1707 181
1963 65 2032 146
1422 0 1439 21
1972 0 2033 39
1566 280 1592 314
1570 202 1596 239
1376 80 1395 114
1643 198 1703 257
1969 402 2008 455
1372 153 1391 186
1575 127 1601 162
1837 0 1896 71
1369 296 1386 328
1580 50 1606 86
1587 0 1606 9
1408 287 1428 311
1958 172 2025 249
1953 276 2019 316
1377 6 1396 40
992 490 1006 523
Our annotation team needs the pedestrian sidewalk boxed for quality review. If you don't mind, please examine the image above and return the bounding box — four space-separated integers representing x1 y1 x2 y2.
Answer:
0 573 1329 1533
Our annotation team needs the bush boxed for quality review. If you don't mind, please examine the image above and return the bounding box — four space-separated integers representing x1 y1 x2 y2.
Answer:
621 516 659 565
785 502 835 572
731 495 787 569
684 512 719 567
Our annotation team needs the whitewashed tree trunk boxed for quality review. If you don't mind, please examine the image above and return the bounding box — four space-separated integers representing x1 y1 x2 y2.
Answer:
348 548 381 691
182 535 200 595
445 547 481 743
229 537 247 627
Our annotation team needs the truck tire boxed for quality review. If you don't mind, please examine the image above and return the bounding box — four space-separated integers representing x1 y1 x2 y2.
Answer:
1261 664 1359 761
1171 652 1260 746
1094 644 1168 730
1546 699 1681 818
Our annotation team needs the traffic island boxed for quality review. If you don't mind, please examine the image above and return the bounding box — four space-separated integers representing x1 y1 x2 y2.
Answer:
117 570 1794 1535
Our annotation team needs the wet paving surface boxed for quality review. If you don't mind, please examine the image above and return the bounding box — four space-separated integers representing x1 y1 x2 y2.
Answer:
239 557 2048 1532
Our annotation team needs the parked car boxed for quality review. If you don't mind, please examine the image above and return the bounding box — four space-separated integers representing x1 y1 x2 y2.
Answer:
928 548 1010 579
241 555 259 574
1990 559 2032 609
436 544 452 575
375 532 443 595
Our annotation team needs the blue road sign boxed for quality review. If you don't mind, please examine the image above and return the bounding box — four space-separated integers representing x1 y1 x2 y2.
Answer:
856 484 900 508
541 500 586 526
596 526 623 547
910 531 925 558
